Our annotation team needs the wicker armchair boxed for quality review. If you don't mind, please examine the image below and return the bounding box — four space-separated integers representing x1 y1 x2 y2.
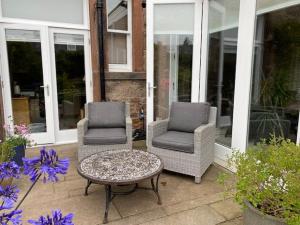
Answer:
77 102 132 161
148 102 217 183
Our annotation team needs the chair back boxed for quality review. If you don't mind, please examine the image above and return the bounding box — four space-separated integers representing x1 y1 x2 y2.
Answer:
85 102 126 128
168 102 211 133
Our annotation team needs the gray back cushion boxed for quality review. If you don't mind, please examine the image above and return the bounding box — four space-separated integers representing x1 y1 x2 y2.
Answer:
168 102 210 133
88 102 126 128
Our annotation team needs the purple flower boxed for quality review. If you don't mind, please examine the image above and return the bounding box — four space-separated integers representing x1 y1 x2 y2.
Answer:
28 210 74 225
23 148 69 183
0 209 22 225
0 199 14 210
0 162 21 180
0 185 19 206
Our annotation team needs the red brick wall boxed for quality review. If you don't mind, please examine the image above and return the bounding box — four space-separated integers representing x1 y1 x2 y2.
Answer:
106 74 146 129
89 0 146 129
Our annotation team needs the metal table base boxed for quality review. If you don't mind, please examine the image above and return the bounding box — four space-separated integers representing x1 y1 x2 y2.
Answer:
84 174 162 224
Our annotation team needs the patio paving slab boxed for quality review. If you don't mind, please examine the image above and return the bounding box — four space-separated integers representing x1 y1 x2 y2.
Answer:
139 205 226 225
15 143 243 225
209 199 242 220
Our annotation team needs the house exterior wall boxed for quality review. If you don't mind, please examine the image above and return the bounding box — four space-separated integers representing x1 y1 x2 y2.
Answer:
89 0 146 130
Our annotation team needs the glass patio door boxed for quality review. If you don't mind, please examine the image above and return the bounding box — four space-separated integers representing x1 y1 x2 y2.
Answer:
49 28 92 143
147 0 202 123
0 24 55 144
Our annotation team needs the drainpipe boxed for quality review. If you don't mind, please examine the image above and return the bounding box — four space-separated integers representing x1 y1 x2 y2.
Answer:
96 0 106 101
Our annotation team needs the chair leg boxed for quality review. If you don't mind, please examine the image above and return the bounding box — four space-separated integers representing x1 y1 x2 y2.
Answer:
195 176 201 184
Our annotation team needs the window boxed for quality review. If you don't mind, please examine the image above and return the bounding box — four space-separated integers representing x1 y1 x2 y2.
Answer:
248 1 300 145
206 0 241 147
1 0 85 25
106 0 132 71
153 3 194 119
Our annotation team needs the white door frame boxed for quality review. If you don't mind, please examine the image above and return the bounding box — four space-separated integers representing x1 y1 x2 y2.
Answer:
0 23 55 144
146 0 203 124
49 28 93 144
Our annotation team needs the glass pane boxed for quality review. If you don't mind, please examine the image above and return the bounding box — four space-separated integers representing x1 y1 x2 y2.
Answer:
1 0 83 24
154 4 194 34
107 0 128 31
153 4 194 120
257 0 298 13
206 0 240 147
248 3 300 144
107 32 127 64
6 29 46 133
208 0 240 33
54 33 86 130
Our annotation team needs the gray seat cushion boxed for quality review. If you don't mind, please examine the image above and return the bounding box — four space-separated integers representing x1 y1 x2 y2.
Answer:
84 128 127 145
88 102 126 128
152 131 194 153
168 102 210 133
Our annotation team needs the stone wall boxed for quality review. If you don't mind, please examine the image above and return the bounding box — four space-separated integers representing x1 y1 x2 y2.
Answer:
105 72 146 130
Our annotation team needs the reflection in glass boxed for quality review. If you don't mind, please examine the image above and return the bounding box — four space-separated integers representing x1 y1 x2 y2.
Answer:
153 4 194 120
6 29 47 133
107 0 128 31
248 3 300 144
54 33 86 130
107 32 127 64
206 0 240 147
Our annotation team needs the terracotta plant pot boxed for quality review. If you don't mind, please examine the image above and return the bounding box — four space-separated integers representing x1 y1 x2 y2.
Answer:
244 200 286 225
12 145 25 166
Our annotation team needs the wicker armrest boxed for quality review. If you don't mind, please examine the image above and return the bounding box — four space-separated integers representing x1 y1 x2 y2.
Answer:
148 119 169 146
126 116 133 141
194 122 216 152
77 118 88 146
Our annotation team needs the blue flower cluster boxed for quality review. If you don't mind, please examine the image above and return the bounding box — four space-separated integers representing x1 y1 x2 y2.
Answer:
0 161 21 180
0 209 22 225
0 185 19 209
23 147 70 183
0 147 72 225
28 210 74 225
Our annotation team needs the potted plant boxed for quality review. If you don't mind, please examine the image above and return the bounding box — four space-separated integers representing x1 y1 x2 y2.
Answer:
3 123 33 166
219 137 300 225
0 140 16 187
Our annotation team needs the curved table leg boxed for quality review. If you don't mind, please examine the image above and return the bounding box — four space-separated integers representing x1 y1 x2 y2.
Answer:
103 185 112 224
84 180 92 196
151 174 162 205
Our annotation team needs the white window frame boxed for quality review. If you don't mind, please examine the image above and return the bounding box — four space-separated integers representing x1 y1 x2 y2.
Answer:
0 23 56 144
146 0 203 125
49 28 93 144
107 0 132 72
0 0 90 30
201 0 300 168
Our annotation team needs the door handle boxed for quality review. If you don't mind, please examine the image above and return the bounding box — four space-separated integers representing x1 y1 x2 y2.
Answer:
40 85 50 96
148 82 157 97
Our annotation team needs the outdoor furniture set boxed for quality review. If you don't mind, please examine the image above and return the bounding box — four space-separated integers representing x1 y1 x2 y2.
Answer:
77 101 217 223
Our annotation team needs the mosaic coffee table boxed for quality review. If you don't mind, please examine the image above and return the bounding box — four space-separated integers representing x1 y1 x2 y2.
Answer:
77 149 164 224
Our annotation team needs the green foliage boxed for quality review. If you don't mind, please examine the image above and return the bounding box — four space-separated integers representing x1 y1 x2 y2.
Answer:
0 141 14 163
219 137 300 225
5 137 26 149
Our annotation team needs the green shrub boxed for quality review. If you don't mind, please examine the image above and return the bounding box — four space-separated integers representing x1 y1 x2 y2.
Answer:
0 141 14 163
219 137 300 225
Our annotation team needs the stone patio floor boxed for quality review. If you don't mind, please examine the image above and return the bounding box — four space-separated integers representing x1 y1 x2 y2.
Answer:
14 142 243 225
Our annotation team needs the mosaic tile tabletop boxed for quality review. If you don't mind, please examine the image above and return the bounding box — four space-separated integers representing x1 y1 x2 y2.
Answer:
79 149 163 183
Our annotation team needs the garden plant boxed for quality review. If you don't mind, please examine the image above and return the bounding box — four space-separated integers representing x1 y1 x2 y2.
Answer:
0 147 73 225
219 137 300 225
